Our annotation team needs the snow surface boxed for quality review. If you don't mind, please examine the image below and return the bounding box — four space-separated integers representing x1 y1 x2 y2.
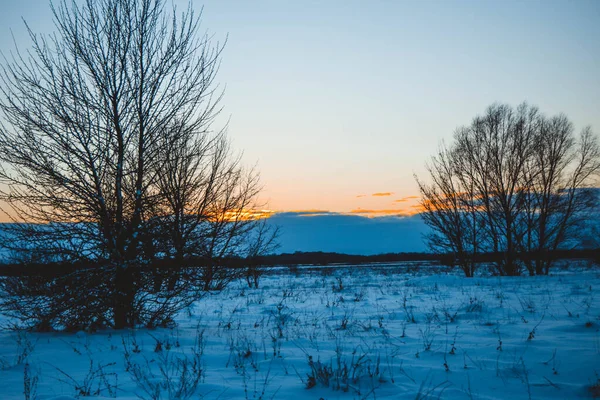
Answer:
1 262 600 399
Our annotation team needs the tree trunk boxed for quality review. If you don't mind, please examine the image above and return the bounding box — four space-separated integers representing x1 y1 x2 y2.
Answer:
114 264 135 329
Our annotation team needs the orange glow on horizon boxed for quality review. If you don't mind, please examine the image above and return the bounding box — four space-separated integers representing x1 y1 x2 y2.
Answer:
221 209 277 221
0 189 425 222
252 189 424 219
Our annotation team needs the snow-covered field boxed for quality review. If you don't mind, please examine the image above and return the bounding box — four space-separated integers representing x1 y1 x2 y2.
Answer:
1 262 600 399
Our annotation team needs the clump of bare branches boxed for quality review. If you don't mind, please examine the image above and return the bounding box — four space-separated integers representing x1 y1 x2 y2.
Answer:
0 0 276 331
417 103 600 276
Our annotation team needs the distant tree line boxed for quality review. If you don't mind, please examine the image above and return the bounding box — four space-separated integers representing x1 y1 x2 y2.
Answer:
2 248 597 280
417 103 600 277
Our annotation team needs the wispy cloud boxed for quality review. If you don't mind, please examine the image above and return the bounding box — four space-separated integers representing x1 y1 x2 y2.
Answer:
409 204 425 213
356 194 366 198
268 208 423 219
349 208 417 217
372 192 393 197
286 209 332 215
220 209 276 221
394 195 419 203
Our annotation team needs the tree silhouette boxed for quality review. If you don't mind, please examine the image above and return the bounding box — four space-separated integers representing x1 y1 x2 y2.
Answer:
417 103 599 276
0 0 275 330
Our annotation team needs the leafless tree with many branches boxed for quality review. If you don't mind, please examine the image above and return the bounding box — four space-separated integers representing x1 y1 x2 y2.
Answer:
417 103 600 276
0 0 276 330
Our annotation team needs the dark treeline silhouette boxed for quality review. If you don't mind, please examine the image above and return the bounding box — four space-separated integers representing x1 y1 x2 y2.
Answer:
1 249 597 279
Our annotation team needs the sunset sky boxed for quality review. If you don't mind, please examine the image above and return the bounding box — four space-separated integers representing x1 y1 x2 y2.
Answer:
1 0 599 217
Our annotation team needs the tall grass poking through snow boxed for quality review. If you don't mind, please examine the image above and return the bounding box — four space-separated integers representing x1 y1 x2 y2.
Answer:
0 262 599 399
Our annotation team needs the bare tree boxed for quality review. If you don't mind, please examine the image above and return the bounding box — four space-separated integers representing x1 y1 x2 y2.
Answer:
243 218 279 288
520 121 600 275
0 0 274 330
453 104 540 275
152 125 277 291
416 143 482 277
417 103 600 276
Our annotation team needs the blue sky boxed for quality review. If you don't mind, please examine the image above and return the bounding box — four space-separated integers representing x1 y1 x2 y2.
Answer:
1 0 599 215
